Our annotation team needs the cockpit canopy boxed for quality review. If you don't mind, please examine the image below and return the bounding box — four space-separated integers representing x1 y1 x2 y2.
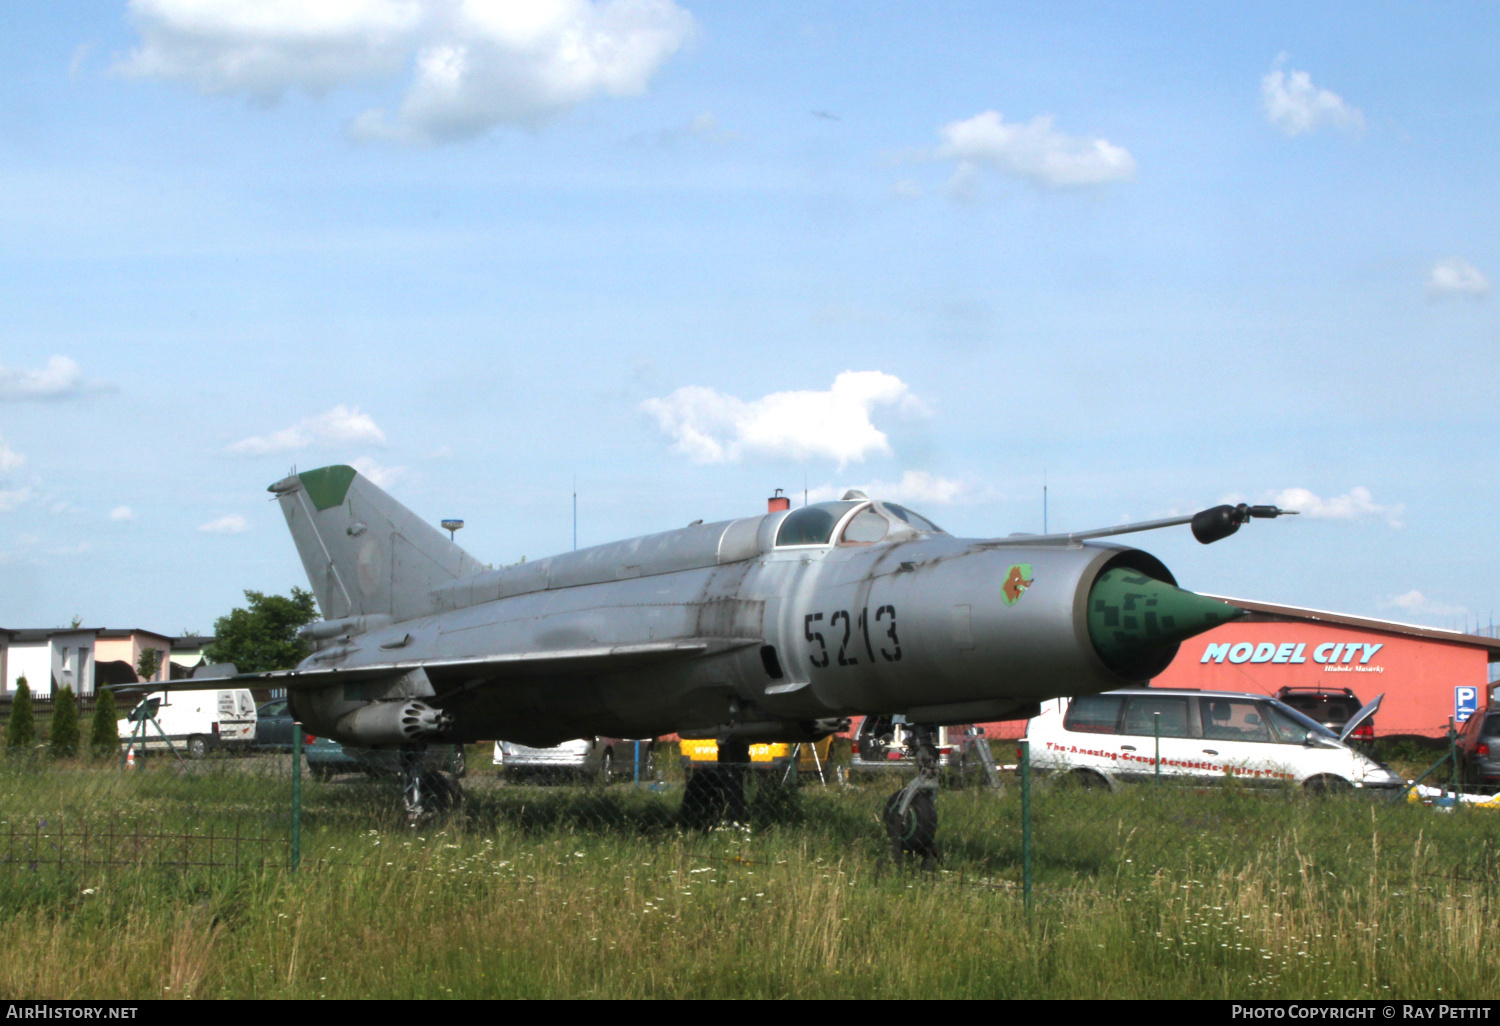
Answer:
774 500 944 548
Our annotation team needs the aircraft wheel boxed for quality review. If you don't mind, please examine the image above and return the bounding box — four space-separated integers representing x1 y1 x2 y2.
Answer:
681 769 727 829
883 787 940 871
450 746 467 779
426 770 463 813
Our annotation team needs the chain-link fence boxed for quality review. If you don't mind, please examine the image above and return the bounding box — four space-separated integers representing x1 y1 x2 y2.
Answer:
5 705 1500 898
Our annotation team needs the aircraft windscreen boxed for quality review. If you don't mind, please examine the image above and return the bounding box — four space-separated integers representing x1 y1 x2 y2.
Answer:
776 502 860 546
881 503 944 533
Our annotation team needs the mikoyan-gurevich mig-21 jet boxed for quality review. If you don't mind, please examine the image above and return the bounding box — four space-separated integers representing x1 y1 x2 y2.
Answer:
164 464 1292 827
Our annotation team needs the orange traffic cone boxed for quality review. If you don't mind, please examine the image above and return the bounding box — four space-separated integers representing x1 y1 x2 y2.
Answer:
125 746 136 769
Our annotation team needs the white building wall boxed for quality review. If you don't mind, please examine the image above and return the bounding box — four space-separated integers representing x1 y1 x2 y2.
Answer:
50 631 97 698
8 643 51 697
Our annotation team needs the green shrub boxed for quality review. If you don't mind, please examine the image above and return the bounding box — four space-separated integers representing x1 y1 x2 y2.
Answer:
49 685 79 757
89 687 119 758
6 679 34 750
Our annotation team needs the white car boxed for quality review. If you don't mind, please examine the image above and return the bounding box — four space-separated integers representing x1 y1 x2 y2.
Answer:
118 688 258 758
1025 688 1401 793
493 737 655 783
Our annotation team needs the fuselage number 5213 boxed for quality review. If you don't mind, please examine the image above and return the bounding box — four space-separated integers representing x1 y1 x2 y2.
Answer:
804 606 901 668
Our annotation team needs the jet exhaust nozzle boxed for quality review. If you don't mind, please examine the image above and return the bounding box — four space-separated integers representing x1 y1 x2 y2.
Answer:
335 700 453 747
1087 567 1244 681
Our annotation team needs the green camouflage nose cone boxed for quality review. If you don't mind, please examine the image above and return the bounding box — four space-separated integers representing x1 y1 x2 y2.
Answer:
1088 568 1244 680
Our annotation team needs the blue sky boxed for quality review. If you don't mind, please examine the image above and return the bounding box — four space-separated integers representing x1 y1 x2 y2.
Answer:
0 1 1496 634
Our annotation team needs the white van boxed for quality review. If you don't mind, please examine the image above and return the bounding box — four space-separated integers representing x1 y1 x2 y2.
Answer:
1026 688 1401 792
117 689 258 758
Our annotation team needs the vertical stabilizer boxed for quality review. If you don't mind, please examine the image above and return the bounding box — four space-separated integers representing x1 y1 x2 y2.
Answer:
269 465 485 623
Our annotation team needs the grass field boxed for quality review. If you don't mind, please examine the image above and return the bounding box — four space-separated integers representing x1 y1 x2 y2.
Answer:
0 751 1498 999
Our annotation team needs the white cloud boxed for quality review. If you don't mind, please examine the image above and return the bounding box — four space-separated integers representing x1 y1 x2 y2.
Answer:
806 470 980 506
0 435 24 472
0 356 97 400
228 404 387 455
0 488 36 513
121 0 696 143
1389 590 1468 619
1261 67 1363 136
1270 486 1402 527
1427 257 1491 299
930 111 1136 191
351 456 407 489
642 371 921 468
891 179 923 200
199 513 249 534
110 506 136 522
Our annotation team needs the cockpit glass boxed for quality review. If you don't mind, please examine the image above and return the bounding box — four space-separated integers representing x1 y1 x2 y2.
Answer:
840 508 888 545
881 503 944 533
775 502 859 547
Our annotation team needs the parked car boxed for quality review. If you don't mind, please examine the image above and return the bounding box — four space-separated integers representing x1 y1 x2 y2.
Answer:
1025 689 1401 792
1456 708 1500 790
117 688 257 758
304 736 467 781
1274 687 1375 741
253 700 296 751
848 715 972 776
494 737 655 783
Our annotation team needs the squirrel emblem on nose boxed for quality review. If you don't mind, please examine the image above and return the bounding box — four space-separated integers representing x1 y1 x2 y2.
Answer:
1002 564 1034 606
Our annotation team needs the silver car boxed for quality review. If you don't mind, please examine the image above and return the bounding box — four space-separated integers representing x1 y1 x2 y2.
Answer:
494 737 656 783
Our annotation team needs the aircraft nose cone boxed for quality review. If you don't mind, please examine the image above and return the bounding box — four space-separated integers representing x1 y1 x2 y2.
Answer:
1087 568 1243 680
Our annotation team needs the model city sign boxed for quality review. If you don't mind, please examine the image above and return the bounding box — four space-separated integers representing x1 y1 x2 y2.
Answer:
1200 641 1385 673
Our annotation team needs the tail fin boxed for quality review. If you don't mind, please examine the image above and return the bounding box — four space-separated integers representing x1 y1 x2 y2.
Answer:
269 465 484 623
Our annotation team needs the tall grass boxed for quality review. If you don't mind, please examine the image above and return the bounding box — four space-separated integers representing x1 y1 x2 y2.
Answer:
0 757 1497 998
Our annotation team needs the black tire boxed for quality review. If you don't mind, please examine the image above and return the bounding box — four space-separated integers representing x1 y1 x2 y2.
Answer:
450 747 467 779
426 770 462 813
1070 769 1109 791
186 736 207 760
1304 775 1352 795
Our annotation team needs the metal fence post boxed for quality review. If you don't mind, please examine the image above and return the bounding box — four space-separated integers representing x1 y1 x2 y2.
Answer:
1154 712 1162 785
290 725 302 873
1450 717 1460 803
1019 737 1032 917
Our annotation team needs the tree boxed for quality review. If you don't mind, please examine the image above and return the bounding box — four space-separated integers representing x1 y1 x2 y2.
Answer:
89 687 119 758
6 678 34 750
204 588 320 673
50 685 79 757
135 647 161 683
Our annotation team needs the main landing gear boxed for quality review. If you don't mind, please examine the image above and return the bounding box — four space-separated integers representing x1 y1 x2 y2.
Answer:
401 747 462 825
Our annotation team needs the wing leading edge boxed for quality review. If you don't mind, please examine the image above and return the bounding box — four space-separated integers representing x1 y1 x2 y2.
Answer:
111 638 753 693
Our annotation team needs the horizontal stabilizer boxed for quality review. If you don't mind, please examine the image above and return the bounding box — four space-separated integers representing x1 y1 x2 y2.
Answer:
108 638 752 693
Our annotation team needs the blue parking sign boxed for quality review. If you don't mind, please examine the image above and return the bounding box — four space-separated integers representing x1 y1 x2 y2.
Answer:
1455 686 1479 724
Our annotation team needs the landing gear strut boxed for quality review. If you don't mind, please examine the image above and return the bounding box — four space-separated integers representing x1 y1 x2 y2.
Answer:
401 747 462 825
883 724 941 870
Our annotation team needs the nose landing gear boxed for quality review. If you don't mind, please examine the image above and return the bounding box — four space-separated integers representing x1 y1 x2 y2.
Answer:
883 724 941 871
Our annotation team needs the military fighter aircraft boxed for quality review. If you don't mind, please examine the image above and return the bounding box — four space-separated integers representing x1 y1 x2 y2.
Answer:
176 465 1290 821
